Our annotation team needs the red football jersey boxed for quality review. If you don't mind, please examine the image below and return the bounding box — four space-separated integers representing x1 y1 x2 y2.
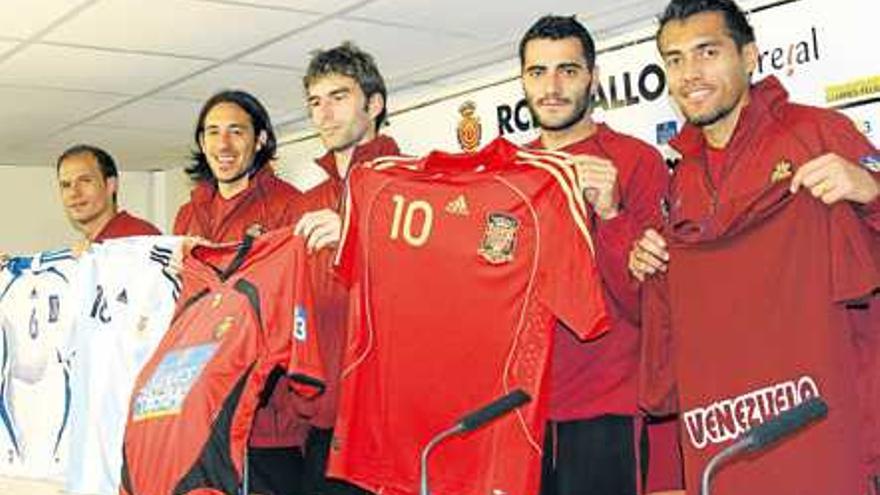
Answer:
644 192 878 495
120 230 324 495
330 137 610 495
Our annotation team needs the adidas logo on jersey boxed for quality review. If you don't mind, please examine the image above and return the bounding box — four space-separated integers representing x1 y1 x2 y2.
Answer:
444 194 470 216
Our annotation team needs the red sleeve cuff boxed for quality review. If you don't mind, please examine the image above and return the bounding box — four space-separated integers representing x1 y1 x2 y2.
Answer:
287 372 325 398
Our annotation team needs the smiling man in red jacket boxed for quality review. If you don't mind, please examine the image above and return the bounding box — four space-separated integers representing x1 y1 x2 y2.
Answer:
57 144 160 242
173 90 302 242
173 89 312 495
629 1 879 494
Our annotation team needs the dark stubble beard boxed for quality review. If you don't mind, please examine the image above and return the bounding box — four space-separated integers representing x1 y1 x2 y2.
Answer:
326 124 371 155
688 100 737 128
686 83 748 128
217 157 256 184
527 91 592 132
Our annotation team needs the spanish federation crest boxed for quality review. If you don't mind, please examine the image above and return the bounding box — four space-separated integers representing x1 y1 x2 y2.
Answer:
478 213 519 264
456 100 482 153
245 223 265 237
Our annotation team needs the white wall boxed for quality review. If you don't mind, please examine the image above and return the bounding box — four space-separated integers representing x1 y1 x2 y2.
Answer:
152 168 193 234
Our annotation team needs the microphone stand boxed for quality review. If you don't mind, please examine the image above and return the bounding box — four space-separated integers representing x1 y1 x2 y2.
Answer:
418 389 531 495
699 397 828 495
700 440 750 495
419 425 462 495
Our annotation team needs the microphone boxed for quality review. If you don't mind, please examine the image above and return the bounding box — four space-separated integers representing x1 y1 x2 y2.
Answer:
458 389 531 432
700 396 829 495
419 389 532 495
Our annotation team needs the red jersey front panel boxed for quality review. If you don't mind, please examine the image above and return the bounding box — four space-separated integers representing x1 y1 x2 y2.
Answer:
649 192 877 495
120 230 324 495
330 138 609 495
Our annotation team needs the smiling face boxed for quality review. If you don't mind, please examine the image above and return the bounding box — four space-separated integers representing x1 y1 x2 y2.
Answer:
199 101 264 196
58 152 116 232
659 11 756 137
521 37 595 132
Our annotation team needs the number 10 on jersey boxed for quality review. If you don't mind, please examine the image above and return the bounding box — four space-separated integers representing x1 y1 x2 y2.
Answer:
389 194 434 247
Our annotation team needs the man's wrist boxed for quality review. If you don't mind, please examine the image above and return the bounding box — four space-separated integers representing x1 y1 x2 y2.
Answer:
855 167 879 204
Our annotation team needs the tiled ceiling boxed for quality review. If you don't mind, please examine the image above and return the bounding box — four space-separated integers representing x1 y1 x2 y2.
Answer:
0 0 665 170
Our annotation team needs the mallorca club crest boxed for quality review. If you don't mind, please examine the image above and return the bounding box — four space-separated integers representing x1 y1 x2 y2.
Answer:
770 159 794 183
457 100 482 153
245 223 265 237
213 315 235 340
478 213 519 264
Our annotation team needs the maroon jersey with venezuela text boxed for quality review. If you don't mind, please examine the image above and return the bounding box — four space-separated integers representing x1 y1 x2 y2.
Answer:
120 230 324 495
330 137 610 495
640 78 880 495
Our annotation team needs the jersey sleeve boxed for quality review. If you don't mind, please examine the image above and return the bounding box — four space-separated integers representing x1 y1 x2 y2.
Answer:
644 417 685 492
538 182 610 341
282 235 325 398
0 311 9 378
828 200 880 304
639 274 679 416
592 145 670 325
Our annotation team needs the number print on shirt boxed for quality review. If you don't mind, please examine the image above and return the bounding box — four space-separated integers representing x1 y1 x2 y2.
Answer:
389 194 434 247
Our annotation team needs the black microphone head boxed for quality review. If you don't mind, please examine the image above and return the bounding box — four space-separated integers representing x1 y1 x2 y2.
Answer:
458 389 531 432
746 397 828 451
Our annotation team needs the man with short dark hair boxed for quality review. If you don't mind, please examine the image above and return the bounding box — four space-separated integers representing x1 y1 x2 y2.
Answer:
630 1 879 493
288 41 400 495
57 144 159 241
519 14 681 495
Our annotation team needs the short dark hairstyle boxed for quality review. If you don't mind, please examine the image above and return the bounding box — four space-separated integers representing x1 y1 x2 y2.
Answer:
303 41 388 131
186 89 278 183
657 0 755 49
56 144 119 203
519 15 596 70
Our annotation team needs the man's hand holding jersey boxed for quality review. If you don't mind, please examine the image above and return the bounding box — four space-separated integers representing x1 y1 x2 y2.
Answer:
790 152 879 205
294 208 341 253
167 236 210 276
570 154 621 221
628 228 668 282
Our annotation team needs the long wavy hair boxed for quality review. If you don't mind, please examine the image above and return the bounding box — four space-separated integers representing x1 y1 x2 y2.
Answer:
185 90 278 183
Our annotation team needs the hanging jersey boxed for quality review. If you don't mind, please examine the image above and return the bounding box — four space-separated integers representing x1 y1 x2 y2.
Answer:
330 137 610 495
0 250 77 481
642 189 879 495
120 229 324 495
65 236 182 495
